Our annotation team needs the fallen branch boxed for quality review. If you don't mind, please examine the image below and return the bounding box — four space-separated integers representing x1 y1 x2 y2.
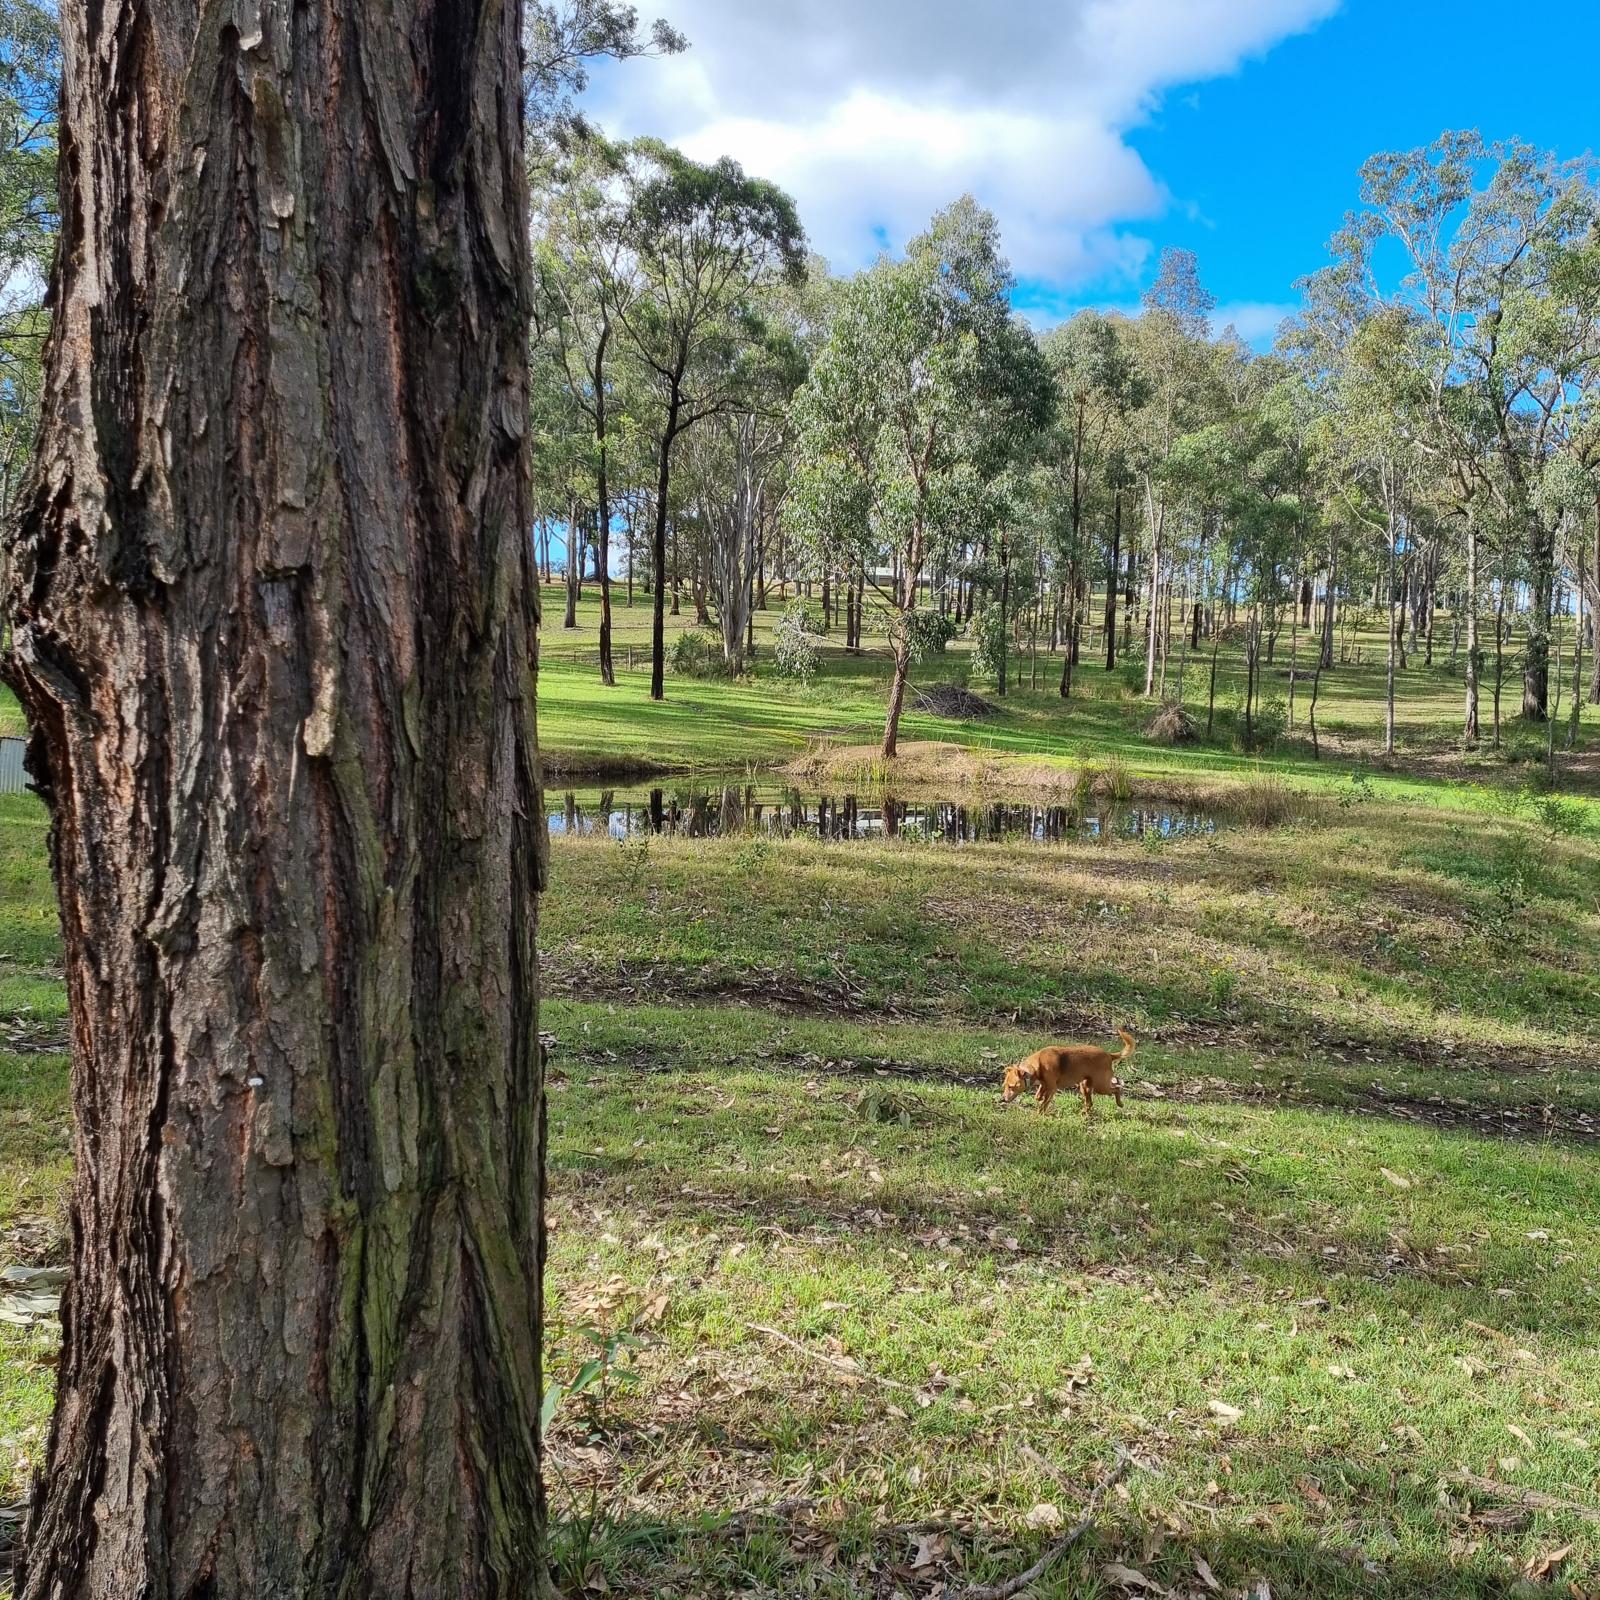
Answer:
744 1322 913 1392
960 1451 1132 1600
1446 1471 1600 1524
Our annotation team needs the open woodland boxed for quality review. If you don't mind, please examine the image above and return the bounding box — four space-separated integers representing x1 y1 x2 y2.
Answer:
0 2 1598 1598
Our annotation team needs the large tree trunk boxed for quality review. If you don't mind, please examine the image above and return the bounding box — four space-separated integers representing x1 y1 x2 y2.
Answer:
2 8 547 1597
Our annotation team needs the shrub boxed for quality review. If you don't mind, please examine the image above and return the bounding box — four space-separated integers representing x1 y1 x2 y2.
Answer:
669 627 730 680
903 608 959 662
969 607 1009 682
774 601 823 684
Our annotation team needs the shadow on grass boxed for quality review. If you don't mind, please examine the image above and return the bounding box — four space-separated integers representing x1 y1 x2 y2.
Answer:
549 1478 1564 1599
552 1090 1596 1344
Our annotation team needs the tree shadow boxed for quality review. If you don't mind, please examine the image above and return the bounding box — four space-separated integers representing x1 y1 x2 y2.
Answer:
546 1465 1571 1598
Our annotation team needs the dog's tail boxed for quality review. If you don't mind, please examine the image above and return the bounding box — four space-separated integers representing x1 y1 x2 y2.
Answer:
1115 1028 1136 1062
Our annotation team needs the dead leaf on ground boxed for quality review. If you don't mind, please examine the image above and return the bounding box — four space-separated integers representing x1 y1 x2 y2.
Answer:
1207 1399 1243 1423
1528 1544 1573 1581
1379 1167 1413 1188
1025 1503 1062 1531
1101 1561 1165 1593
910 1531 948 1570
1193 1553 1221 1590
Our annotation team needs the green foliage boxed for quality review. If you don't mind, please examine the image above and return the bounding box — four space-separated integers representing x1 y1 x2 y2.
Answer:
968 606 1008 683
772 599 822 683
901 607 958 662
668 627 731 680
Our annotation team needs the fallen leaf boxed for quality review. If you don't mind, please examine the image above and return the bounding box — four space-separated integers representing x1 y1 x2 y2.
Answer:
1380 1167 1413 1189
1528 1544 1572 1581
1025 1503 1062 1531
1207 1400 1243 1423
1193 1553 1221 1590
910 1531 948 1570
1297 1476 1332 1513
1507 1424 1534 1449
1101 1561 1164 1593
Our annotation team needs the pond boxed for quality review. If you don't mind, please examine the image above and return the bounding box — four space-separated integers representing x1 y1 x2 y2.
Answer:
545 780 1219 846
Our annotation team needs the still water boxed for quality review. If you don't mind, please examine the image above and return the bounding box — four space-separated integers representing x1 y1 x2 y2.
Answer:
546 781 1217 845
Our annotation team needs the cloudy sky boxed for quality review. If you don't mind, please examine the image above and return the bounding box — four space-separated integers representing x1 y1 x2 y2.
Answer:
585 0 1600 347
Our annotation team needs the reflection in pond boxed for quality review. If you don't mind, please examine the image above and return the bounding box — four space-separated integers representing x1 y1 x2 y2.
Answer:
546 783 1218 845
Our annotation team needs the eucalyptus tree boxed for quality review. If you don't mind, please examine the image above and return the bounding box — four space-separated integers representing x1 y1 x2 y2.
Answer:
788 198 1051 755
1349 133 1600 722
3 4 547 1594
523 1 686 130
613 139 805 699
534 131 639 680
1131 248 1216 695
1293 275 1430 753
1040 312 1146 695
681 291 809 671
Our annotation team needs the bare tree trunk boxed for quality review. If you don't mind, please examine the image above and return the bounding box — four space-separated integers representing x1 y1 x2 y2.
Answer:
1523 519 1555 721
883 538 923 756
564 502 581 629
595 334 615 685
1103 490 1121 670
1493 582 1507 748
1464 520 1481 744
1320 546 1337 671
1385 498 1399 755
650 405 681 699
1569 548 1586 751
2 7 548 1597
1588 500 1600 705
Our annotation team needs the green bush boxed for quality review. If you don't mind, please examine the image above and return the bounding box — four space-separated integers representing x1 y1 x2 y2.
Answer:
670 628 732 680
773 601 823 684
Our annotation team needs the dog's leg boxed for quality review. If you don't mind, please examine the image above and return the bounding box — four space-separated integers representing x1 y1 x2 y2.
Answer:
1113 1077 1124 1109
1080 1081 1094 1118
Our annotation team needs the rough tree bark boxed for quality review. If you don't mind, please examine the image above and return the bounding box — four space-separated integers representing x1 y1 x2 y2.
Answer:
2 6 547 1596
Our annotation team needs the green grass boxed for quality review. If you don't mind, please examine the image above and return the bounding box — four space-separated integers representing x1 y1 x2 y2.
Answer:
1 594 1598 1593
536 586 1600 821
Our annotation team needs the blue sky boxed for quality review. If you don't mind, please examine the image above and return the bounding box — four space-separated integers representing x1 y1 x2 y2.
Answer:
588 0 1600 348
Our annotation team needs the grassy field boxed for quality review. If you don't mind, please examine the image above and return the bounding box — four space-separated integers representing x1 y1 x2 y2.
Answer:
1 593 1598 1596
535 586 1599 800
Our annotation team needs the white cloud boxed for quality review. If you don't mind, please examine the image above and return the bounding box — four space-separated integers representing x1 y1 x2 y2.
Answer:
587 0 1339 287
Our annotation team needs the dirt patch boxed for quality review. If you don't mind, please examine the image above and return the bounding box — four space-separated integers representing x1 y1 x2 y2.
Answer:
913 683 1000 719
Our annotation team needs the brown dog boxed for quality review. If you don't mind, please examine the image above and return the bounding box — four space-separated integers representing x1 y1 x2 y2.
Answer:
1001 1030 1135 1117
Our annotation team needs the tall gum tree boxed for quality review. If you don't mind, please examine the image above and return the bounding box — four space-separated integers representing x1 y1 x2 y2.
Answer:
789 198 1049 756
613 138 804 701
2 6 547 1595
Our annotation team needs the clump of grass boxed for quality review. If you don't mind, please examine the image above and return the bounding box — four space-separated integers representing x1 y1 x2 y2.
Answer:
1233 770 1308 827
1099 755 1134 803
1072 764 1099 805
